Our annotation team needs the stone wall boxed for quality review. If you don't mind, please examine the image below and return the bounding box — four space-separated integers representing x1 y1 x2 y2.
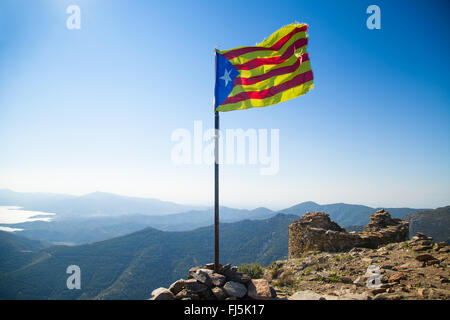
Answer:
288 209 409 258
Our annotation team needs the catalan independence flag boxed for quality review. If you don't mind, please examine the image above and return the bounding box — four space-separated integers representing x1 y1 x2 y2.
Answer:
214 23 314 112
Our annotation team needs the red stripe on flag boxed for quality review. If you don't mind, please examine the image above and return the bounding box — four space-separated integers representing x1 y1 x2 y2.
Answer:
270 25 307 51
234 54 310 86
222 25 307 60
234 38 308 71
221 70 313 105
235 56 287 71
223 47 274 61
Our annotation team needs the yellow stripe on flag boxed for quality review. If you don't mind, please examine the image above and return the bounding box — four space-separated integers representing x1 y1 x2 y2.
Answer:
225 31 308 66
230 60 312 96
215 23 314 112
216 80 314 112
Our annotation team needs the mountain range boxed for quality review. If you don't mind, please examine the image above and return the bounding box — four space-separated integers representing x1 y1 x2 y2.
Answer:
6 206 276 245
0 206 448 300
0 214 297 299
279 201 426 226
0 189 427 245
0 189 205 217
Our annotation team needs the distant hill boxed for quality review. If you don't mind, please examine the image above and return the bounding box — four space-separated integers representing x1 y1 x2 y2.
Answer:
5 206 276 245
402 206 450 243
0 190 428 245
0 214 297 300
0 189 205 217
145 206 276 231
0 189 75 207
7 201 423 245
278 201 426 226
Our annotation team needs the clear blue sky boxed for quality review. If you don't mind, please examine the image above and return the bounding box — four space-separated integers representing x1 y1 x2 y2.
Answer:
0 0 449 209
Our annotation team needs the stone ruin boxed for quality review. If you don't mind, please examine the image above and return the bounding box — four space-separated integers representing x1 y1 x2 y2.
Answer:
288 209 409 258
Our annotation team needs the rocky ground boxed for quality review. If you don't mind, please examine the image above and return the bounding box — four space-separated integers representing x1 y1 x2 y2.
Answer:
265 232 450 300
149 207 450 301
150 232 449 300
149 263 276 300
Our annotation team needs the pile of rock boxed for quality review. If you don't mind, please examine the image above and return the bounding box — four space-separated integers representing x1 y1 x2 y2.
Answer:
293 211 345 232
361 209 410 245
149 263 276 300
288 209 410 258
410 232 449 253
408 232 449 267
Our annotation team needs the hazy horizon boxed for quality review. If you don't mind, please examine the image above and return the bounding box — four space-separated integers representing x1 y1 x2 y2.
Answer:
1 1 449 210
0 187 441 212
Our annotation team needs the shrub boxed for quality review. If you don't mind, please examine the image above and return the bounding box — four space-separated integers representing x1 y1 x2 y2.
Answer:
304 267 312 275
270 261 284 270
273 278 296 288
328 273 339 282
238 263 264 279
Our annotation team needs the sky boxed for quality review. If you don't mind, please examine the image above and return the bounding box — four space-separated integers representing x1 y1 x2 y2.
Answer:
0 0 449 210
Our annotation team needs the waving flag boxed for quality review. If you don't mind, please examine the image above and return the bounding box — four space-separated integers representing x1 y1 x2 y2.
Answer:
214 23 314 112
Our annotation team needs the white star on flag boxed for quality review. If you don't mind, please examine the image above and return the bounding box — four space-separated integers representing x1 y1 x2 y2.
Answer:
220 69 232 87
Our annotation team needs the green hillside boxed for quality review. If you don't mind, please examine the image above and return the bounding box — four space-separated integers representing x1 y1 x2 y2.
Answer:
0 214 297 300
402 206 450 243
0 231 48 273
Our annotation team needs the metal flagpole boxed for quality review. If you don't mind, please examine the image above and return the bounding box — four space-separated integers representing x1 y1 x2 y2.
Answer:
214 110 220 273
213 48 220 273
